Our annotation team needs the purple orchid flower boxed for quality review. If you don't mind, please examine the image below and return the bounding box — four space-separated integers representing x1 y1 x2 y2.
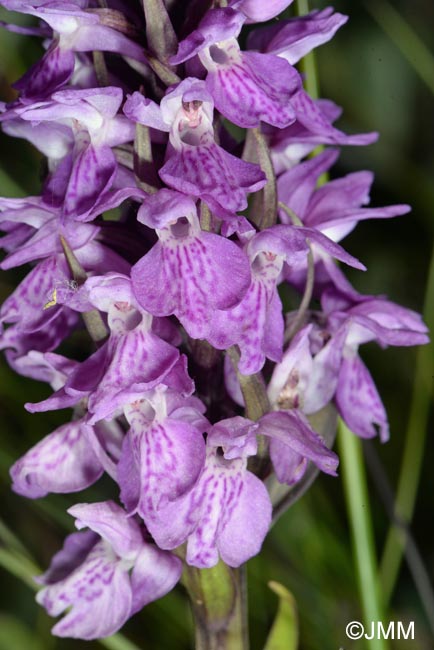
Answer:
325 294 429 440
269 293 428 442
257 410 339 485
8 349 124 490
27 272 188 423
278 149 410 240
5 349 78 387
0 204 130 359
267 324 341 416
131 189 252 339
9 418 121 498
2 87 135 218
118 387 208 524
124 80 265 215
247 7 348 64
0 196 98 268
268 96 378 173
36 501 182 639
277 149 410 295
0 0 147 100
171 8 301 129
147 417 272 568
207 223 365 375
0 257 80 356
0 190 146 269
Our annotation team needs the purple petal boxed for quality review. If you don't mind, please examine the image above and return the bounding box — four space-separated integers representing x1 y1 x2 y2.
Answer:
37 530 98 585
80 331 180 422
308 171 373 223
130 546 182 614
247 9 347 64
25 384 81 414
263 291 286 365
1 219 98 269
160 142 265 213
123 92 170 131
37 540 132 640
0 257 66 331
278 148 339 221
171 8 245 64
297 226 366 270
117 432 140 513
207 416 258 459
68 501 143 558
231 0 294 23
320 204 411 243
124 414 206 520
132 232 251 339
63 143 117 219
51 86 123 120
217 472 271 567
292 90 378 146
70 24 148 64
5 350 77 386
13 44 75 99
136 189 197 230
303 322 350 413
336 355 389 442
258 410 339 483
162 355 196 396
347 299 429 347
10 420 104 498
1 118 73 160
206 51 300 128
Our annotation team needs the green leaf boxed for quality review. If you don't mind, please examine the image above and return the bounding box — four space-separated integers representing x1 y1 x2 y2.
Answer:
338 420 389 650
264 581 298 650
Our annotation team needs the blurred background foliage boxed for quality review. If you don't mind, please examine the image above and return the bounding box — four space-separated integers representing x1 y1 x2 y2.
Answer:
0 1 433 648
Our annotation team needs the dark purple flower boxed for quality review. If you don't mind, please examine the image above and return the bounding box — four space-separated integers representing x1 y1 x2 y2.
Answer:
124 80 265 214
0 0 147 99
45 273 183 422
0 257 80 356
171 8 301 128
247 8 348 63
207 223 364 374
278 149 409 295
2 87 135 218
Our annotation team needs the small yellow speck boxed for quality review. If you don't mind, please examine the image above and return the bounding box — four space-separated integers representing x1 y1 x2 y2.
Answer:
43 287 57 310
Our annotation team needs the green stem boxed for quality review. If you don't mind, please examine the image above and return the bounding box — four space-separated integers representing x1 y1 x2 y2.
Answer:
380 244 434 603
338 421 388 650
295 1 320 100
0 548 40 591
227 347 270 422
183 562 248 650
